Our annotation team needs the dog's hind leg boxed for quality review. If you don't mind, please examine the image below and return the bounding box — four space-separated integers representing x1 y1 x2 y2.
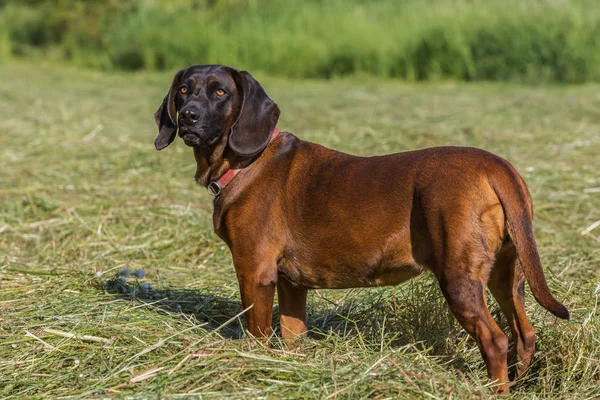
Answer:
488 242 536 380
438 266 510 394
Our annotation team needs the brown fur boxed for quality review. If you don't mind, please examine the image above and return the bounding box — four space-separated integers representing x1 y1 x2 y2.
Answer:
154 65 569 394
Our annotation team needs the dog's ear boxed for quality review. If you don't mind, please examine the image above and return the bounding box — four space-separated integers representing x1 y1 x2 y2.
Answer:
154 68 186 151
229 70 280 157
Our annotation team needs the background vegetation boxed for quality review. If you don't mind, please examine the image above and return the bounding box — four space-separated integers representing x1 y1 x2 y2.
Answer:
1 0 600 82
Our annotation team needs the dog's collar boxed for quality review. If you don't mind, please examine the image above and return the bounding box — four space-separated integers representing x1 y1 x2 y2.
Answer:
207 128 281 197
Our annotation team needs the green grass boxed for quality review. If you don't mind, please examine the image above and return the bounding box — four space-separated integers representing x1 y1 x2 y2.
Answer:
1 62 599 398
2 0 600 82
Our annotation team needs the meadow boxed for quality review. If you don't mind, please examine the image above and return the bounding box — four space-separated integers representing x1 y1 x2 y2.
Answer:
0 62 599 398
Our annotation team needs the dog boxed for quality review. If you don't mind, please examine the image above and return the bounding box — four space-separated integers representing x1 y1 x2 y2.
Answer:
153 64 569 394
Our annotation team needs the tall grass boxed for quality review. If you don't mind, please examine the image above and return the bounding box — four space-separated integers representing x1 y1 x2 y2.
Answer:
1 0 600 82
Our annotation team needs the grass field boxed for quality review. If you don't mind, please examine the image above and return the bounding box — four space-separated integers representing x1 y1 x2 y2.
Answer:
1 62 599 399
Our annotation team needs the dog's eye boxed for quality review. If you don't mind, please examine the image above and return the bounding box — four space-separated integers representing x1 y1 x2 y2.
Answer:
215 89 225 97
180 87 188 95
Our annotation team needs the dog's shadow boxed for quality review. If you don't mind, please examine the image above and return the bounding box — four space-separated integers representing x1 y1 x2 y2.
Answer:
102 275 507 375
303 279 488 374
102 277 246 339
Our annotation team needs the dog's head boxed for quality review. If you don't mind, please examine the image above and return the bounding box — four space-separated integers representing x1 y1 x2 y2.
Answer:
154 65 280 157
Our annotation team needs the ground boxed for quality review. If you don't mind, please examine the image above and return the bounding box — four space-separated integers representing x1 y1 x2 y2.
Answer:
0 62 599 399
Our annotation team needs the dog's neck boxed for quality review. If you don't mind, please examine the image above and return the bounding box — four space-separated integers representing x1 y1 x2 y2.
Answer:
192 128 280 189
192 136 239 188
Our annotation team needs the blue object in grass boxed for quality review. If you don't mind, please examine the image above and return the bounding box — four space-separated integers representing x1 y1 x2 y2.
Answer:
139 282 152 297
133 269 146 279
139 282 151 291
119 268 131 278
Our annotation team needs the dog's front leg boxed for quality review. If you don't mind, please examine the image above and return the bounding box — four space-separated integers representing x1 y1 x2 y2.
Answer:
235 263 277 338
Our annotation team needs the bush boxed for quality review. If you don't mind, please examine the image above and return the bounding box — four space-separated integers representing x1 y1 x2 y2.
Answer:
1 0 600 83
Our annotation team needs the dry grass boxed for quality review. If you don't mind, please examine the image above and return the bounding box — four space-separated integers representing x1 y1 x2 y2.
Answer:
0 62 599 399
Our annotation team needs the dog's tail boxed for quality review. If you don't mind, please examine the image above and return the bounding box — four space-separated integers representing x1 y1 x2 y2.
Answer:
490 158 569 320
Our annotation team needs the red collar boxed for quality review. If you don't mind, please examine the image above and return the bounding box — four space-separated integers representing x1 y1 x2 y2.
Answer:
207 128 281 196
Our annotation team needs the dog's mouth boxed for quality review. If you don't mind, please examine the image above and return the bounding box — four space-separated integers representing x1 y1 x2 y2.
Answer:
179 127 205 147
182 133 202 147
179 128 220 148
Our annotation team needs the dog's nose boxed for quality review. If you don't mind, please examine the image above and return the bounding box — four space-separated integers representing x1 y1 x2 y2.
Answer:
180 110 199 126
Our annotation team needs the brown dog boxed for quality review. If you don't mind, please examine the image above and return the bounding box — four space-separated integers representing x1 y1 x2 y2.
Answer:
154 64 569 394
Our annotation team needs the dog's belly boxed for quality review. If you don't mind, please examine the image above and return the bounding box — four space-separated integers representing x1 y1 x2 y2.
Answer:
277 248 424 289
367 263 424 287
